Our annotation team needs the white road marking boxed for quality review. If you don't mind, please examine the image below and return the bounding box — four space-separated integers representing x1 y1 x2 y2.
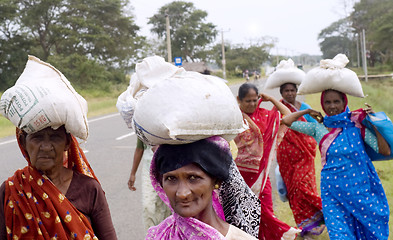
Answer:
116 132 135 140
0 139 16 146
88 113 120 123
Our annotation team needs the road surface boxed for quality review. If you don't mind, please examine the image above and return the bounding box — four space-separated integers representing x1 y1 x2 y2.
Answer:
0 78 301 239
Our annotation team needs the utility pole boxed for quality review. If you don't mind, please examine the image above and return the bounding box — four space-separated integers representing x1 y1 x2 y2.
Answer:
165 9 172 63
356 33 360 68
362 29 368 82
221 29 226 79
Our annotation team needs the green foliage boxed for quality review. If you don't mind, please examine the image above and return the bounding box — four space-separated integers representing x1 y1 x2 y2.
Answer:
351 0 393 66
318 18 357 63
0 0 144 91
218 43 270 75
47 54 124 91
148 1 217 62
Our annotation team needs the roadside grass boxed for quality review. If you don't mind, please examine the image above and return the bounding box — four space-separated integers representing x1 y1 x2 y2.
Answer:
274 79 393 239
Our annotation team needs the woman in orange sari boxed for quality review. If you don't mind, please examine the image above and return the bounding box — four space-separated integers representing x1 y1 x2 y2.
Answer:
234 83 300 240
275 83 325 238
0 56 116 240
0 126 117 240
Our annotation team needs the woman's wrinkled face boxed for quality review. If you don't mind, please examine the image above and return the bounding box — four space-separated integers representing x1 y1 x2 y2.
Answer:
281 83 297 104
323 91 346 116
22 126 70 171
238 89 258 114
162 163 215 218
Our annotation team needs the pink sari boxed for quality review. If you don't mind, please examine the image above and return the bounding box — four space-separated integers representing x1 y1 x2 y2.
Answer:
234 99 299 240
146 136 261 239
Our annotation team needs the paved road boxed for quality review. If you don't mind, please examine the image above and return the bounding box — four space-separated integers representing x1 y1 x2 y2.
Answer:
0 78 301 239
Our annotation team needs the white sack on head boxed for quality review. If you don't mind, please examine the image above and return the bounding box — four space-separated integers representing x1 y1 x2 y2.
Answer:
264 58 305 90
297 54 364 97
116 56 183 128
0 55 88 140
117 56 246 145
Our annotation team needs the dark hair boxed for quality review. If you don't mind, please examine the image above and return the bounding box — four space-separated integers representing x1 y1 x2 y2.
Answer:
238 83 258 100
154 139 232 182
279 83 297 94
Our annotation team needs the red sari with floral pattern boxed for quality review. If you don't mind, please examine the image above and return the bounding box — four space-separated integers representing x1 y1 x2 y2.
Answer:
276 100 324 236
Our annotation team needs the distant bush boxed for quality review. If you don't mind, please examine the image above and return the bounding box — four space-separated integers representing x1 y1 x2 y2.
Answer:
47 54 129 92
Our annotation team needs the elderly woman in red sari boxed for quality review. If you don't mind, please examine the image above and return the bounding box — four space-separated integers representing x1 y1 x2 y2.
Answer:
0 127 117 240
0 56 116 240
234 83 300 240
275 83 325 238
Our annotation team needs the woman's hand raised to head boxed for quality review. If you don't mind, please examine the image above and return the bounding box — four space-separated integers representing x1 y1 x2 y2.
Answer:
258 93 272 102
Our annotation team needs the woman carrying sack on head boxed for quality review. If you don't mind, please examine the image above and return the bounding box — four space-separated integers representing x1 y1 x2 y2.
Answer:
146 136 260 239
265 59 325 238
282 54 390 240
0 56 117 240
234 83 301 240
117 56 261 239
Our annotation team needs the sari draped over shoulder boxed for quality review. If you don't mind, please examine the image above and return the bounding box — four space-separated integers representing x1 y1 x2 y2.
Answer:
234 99 300 240
319 108 389 240
276 100 324 236
3 129 99 240
146 137 261 239
234 98 283 195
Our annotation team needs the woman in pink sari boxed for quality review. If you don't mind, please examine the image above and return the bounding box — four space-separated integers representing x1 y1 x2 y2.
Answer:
146 136 261 239
275 83 325 238
234 83 300 240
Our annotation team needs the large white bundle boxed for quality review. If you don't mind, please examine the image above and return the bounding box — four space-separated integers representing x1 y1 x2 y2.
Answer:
117 56 246 145
0 55 88 140
264 58 305 89
116 56 183 128
297 54 364 97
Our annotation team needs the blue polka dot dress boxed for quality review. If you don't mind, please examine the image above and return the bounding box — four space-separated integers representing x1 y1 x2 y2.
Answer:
291 108 390 240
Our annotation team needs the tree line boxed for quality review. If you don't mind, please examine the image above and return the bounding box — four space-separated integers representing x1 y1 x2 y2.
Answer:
318 0 393 69
2 0 390 91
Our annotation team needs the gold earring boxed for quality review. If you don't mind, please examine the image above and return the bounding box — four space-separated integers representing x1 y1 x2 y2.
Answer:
214 184 220 189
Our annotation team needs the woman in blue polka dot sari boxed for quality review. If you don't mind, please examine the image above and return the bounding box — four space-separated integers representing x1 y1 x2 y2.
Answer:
281 89 390 240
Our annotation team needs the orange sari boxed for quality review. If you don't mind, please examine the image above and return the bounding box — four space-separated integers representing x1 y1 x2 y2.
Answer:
3 129 99 240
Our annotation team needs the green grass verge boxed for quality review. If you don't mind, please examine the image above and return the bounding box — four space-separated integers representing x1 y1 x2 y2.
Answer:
274 79 393 239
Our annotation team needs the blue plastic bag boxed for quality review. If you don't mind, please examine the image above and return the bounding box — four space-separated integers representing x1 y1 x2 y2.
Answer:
275 165 288 202
362 112 393 161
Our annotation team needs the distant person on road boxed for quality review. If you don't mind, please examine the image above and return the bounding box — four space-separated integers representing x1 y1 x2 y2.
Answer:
244 69 250 82
0 56 117 239
146 136 261 239
234 83 300 240
128 138 171 232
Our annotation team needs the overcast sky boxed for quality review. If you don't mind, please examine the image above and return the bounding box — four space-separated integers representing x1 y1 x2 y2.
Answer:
130 0 356 56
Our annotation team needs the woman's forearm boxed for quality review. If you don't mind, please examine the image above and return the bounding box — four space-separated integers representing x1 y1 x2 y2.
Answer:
374 126 391 156
270 97 291 116
281 109 311 126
